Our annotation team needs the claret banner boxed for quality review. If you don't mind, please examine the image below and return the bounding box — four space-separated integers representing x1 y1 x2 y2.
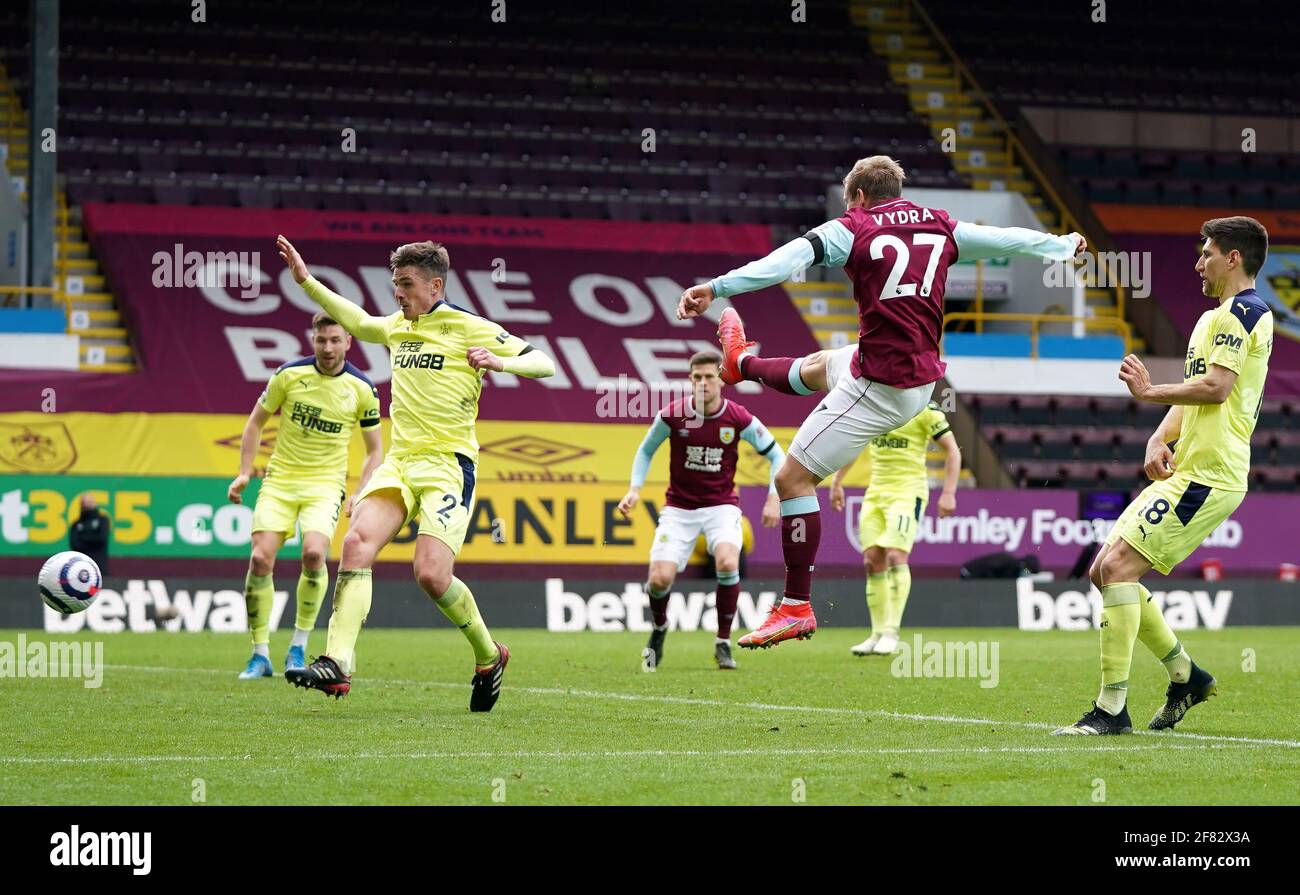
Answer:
0 205 819 425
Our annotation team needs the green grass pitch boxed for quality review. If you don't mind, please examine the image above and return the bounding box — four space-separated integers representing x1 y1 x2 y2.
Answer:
4 626 1298 805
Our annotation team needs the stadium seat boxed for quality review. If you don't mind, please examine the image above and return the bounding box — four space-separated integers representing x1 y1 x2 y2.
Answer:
1124 179 1160 205
1198 183 1233 206
1077 432 1118 462
1038 441 1075 462
1094 402 1132 428
1015 396 1054 426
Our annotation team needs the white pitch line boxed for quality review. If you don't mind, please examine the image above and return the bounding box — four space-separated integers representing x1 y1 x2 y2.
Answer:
97 663 1300 750
0 742 1270 766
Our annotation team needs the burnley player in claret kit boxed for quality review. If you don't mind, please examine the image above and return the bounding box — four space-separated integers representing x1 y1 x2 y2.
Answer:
617 351 783 670
678 155 1087 649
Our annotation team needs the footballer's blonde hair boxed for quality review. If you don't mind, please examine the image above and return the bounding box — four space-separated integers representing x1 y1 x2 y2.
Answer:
842 156 906 206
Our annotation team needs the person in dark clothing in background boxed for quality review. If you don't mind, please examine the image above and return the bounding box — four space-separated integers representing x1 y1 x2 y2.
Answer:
69 495 111 575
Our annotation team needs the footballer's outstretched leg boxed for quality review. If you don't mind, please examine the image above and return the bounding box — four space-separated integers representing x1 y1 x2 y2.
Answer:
418 536 511 712
739 458 821 650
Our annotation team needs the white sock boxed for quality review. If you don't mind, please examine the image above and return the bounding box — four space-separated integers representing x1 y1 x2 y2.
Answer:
1164 647 1192 684
253 643 270 658
780 598 809 606
291 627 310 649
1096 685 1127 715
654 622 668 632
715 637 729 645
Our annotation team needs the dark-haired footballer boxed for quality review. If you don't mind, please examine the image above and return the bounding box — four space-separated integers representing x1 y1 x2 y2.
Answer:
276 236 555 711
1057 216 1273 736
617 350 783 670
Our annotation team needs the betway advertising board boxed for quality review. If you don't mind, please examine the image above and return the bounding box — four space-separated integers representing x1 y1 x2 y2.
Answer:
3 576 1296 633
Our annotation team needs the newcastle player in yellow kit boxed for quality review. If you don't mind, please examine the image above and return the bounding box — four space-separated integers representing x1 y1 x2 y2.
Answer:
228 312 383 680
275 236 555 711
830 399 961 657
1056 217 1272 736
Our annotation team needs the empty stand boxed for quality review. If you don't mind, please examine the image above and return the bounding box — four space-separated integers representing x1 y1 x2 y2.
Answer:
971 393 1298 492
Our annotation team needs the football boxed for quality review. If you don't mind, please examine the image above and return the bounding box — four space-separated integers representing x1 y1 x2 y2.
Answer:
37 551 103 614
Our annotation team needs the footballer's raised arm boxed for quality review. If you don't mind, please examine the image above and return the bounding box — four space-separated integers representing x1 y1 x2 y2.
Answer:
276 235 390 343
677 219 854 319
709 219 854 299
952 221 1086 262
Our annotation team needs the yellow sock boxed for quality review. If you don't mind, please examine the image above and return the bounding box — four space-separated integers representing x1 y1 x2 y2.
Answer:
1136 584 1191 683
435 577 498 667
244 571 273 647
885 563 912 632
295 565 329 632
866 571 889 636
325 569 372 674
1098 583 1141 714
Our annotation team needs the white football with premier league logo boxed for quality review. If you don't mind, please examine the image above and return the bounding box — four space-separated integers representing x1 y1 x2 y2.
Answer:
38 551 102 614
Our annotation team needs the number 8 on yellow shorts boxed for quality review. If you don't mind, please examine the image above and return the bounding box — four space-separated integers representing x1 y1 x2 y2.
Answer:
858 492 927 552
251 479 347 539
1105 475 1244 575
357 452 477 554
